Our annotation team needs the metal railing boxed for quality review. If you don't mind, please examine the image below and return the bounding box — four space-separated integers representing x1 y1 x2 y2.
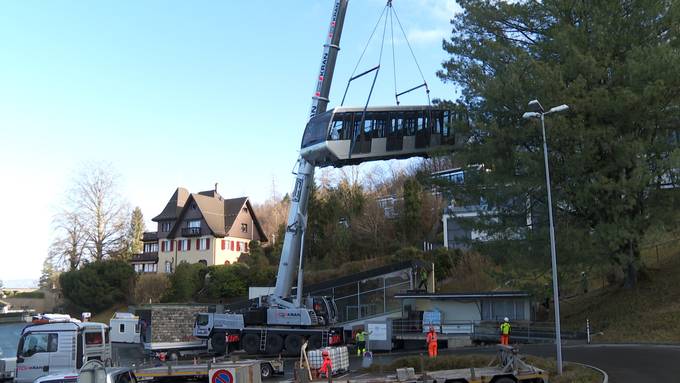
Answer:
391 319 589 343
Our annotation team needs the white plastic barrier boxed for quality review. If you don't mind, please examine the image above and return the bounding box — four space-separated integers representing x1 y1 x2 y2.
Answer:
307 346 350 373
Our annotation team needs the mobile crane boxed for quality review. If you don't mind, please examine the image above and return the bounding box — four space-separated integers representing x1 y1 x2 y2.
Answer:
192 0 349 356
192 0 464 356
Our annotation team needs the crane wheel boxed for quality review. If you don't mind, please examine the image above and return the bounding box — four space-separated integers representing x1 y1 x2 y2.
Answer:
211 332 227 355
265 334 284 355
242 333 260 355
308 334 322 350
283 334 303 356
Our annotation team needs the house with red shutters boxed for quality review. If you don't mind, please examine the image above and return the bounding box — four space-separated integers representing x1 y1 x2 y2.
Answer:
130 186 267 273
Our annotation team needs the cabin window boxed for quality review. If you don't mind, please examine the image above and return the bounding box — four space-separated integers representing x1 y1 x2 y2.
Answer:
85 332 103 345
120 324 125 333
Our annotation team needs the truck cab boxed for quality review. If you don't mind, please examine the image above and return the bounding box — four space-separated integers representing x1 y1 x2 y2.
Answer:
15 316 111 383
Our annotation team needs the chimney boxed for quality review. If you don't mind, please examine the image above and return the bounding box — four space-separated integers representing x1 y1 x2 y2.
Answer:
214 182 218 192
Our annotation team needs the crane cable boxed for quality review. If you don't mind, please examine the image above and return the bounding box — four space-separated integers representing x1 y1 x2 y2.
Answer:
390 2 431 106
343 0 432 157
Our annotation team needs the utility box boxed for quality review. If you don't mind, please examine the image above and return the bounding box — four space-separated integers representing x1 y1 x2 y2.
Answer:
366 319 392 351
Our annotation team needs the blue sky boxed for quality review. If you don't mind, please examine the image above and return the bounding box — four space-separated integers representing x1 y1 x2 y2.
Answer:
0 0 460 282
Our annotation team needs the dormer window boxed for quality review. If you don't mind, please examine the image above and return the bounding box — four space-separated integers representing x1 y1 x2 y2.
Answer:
188 220 201 228
161 222 172 232
241 223 248 233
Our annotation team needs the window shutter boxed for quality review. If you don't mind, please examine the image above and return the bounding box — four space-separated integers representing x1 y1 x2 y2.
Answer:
206 239 210 250
221 240 226 250
161 241 166 252
230 241 234 251
196 239 200 250
245 242 249 252
187 240 191 251
170 240 174 252
236 242 241 252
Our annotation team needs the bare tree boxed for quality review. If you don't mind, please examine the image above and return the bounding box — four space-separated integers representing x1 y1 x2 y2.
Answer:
49 210 87 270
73 163 129 261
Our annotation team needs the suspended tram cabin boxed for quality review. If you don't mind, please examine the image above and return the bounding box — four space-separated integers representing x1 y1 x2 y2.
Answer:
300 105 466 168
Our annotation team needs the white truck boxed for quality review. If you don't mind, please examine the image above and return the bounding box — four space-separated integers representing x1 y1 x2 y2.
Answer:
14 315 112 383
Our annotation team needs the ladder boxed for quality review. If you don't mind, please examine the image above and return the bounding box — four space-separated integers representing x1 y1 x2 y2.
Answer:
321 330 329 347
259 328 268 352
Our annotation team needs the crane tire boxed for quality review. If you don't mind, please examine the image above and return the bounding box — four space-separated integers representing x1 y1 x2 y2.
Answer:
308 334 322 350
242 333 260 355
211 332 227 355
283 334 303 356
265 333 284 355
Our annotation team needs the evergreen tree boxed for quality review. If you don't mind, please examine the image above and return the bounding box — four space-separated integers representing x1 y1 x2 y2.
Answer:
438 0 680 288
124 207 146 258
39 256 58 290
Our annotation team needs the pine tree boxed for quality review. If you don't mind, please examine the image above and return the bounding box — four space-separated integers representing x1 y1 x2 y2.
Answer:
438 0 680 288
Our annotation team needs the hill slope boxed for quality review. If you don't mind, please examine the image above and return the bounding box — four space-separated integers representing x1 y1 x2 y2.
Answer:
562 251 680 343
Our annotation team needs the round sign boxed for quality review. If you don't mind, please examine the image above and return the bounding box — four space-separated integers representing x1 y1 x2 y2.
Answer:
211 369 234 383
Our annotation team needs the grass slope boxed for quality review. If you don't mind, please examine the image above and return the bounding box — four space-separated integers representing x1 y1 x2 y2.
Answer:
562 251 680 343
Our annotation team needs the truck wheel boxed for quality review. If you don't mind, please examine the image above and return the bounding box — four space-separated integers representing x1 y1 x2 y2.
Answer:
265 334 283 355
308 334 322 350
260 362 274 379
242 333 260 355
492 377 515 383
283 334 303 356
211 332 227 355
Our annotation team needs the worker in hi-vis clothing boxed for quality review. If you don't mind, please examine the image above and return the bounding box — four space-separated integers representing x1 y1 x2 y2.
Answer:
500 317 511 345
355 329 368 356
426 326 438 357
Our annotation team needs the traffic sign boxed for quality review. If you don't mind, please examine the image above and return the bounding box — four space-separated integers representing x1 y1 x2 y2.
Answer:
209 368 235 383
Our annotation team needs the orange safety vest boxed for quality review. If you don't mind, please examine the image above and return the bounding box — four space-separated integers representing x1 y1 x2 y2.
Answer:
426 331 437 344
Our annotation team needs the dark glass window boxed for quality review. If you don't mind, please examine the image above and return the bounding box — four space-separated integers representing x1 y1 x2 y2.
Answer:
301 111 333 148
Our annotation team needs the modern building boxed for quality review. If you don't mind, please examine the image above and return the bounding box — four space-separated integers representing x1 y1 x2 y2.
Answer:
432 167 491 249
130 187 267 273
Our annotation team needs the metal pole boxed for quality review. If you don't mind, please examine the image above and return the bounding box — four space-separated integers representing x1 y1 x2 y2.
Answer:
541 113 563 374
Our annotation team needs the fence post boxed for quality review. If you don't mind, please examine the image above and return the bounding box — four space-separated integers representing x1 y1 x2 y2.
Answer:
586 318 591 344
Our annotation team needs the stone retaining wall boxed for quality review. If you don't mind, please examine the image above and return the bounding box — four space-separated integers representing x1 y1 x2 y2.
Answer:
148 305 209 342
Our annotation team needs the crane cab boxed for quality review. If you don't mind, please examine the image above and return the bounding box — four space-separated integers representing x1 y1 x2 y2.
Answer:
300 105 466 167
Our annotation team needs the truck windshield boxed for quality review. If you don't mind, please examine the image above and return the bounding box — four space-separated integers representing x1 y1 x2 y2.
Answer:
196 314 209 326
17 333 58 356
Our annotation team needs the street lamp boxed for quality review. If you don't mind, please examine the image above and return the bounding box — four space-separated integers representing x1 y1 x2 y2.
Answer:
523 99 569 375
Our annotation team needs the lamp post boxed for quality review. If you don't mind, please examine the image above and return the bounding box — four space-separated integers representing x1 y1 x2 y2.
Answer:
522 99 568 375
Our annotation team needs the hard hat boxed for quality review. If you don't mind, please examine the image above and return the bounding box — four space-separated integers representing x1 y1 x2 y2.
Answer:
322 350 329 356
504 317 509 322
429 325 435 331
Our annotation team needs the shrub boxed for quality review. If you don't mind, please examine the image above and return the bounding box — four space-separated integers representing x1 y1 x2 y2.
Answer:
133 274 170 304
162 262 207 302
13 291 45 299
59 260 135 314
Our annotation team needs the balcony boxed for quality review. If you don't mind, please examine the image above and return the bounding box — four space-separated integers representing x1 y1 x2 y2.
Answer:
182 227 201 236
